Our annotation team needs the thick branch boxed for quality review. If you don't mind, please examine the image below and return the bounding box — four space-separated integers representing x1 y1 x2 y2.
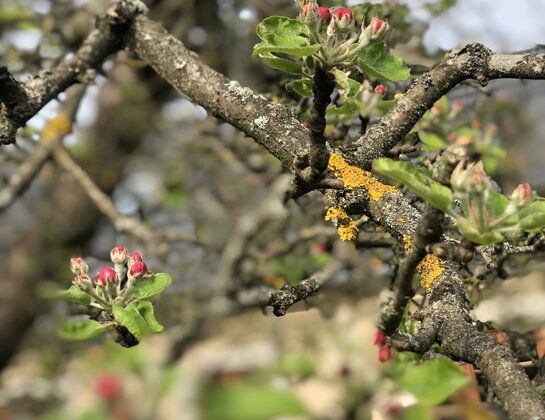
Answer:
346 45 545 170
0 0 147 145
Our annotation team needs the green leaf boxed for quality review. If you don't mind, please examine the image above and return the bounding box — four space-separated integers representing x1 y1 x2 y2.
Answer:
58 319 108 340
488 190 510 217
258 52 303 75
285 78 313 97
372 158 454 212
128 273 172 300
326 100 360 116
112 301 165 339
203 382 306 420
254 16 321 57
133 301 164 333
518 201 545 231
456 218 504 245
418 131 446 151
398 358 468 406
112 304 148 339
356 43 410 82
57 284 92 305
331 68 361 99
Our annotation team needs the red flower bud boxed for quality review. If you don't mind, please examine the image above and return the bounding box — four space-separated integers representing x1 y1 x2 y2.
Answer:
96 266 117 285
374 330 387 346
365 16 389 41
378 346 392 363
70 257 89 275
453 100 464 111
110 246 128 265
129 260 148 280
332 7 353 23
374 84 386 95
302 3 331 25
128 252 143 268
94 372 122 401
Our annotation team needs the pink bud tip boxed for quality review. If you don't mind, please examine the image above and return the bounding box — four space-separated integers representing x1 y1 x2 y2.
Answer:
374 19 385 33
378 346 392 363
453 100 464 111
374 84 386 95
70 257 89 275
94 372 122 401
318 6 331 23
432 104 442 114
374 330 387 346
110 246 128 265
128 252 143 268
447 132 457 143
74 274 92 285
129 260 148 280
332 7 353 22
96 266 117 285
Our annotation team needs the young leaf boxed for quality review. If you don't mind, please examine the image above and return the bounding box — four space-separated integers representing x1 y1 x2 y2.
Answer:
258 52 303 75
418 131 446 151
253 17 321 57
488 190 511 218
127 273 173 301
518 201 545 231
398 358 469 406
456 218 504 245
133 301 164 333
356 44 410 82
57 284 92 305
112 303 149 339
331 69 362 99
58 319 108 340
372 158 454 212
285 78 313 97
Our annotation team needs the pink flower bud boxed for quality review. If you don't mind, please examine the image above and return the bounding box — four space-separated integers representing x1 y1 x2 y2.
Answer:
110 246 128 265
128 261 148 280
466 161 491 194
511 183 534 208
128 252 143 268
332 7 353 24
374 330 387 346
301 2 330 25
73 274 92 286
374 84 386 95
453 100 464 111
96 266 117 285
70 257 89 275
378 346 392 363
94 372 122 401
365 16 389 41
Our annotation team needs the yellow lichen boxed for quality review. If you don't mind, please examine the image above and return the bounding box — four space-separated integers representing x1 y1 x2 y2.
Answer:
41 112 71 142
398 217 407 224
417 254 444 289
328 153 397 201
325 206 358 241
403 235 412 251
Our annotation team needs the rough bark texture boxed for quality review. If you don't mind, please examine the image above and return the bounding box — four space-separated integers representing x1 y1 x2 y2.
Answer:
2 4 545 417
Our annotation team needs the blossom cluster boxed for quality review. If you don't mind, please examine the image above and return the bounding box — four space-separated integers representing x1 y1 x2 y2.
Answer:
70 246 149 309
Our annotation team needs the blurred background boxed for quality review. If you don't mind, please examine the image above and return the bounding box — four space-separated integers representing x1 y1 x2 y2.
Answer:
1 0 545 418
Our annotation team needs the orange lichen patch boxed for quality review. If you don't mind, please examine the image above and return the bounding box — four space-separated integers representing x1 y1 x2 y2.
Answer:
403 235 412 251
417 254 444 289
328 153 397 201
325 207 358 241
42 112 71 142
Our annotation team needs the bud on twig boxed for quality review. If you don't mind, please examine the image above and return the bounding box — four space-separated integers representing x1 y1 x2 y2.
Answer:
332 7 353 30
510 183 534 208
70 257 89 275
365 16 389 42
128 260 148 280
96 266 117 286
73 274 92 288
128 252 143 268
374 84 386 95
110 246 128 265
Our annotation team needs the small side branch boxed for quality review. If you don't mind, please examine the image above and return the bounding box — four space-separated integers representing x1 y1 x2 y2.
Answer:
379 207 444 334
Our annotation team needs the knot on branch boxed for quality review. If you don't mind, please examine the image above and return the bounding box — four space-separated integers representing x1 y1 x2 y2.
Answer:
106 0 148 26
451 42 492 86
268 279 320 316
